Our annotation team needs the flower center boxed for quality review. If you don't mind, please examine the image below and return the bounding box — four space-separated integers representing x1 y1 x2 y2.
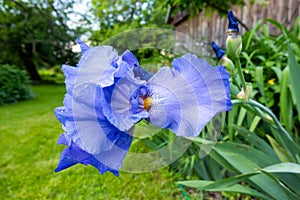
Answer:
143 97 152 111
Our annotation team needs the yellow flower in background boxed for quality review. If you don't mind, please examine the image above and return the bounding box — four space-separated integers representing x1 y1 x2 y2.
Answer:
268 78 276 85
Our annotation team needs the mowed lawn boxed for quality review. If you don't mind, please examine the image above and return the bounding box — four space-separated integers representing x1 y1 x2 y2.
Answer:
0 84 180 199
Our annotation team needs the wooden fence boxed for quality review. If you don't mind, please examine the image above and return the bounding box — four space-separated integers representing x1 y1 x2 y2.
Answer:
168 0 300 50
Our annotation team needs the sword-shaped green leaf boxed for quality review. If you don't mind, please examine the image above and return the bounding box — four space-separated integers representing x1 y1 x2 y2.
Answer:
288 45 300 122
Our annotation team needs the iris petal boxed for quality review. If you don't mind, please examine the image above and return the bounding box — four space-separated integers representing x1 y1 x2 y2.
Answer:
133 64 153 81
77 38 90 55
121 50 153 80
55 134 119 176
146 53 231 137
61 64 78 94
173 53 231 111
121 50 139 68
55 81 133 174
76 46 119 88
100 73 149 131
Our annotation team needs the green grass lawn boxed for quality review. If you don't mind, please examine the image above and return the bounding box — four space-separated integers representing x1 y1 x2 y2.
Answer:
0 84 181 199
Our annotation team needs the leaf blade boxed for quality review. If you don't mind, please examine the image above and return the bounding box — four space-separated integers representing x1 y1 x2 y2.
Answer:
288 45 300 122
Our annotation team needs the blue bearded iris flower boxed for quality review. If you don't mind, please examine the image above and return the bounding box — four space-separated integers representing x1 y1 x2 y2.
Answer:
54 39 231 175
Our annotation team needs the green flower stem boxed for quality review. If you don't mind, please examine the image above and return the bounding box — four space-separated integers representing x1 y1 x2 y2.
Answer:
231 75 241 90
232 99 292 140
234 58 248 100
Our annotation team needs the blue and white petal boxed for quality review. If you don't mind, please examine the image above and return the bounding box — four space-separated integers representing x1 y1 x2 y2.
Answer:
55 134 120 176
121 50 153 80
61 64 78 94
145 53 232 137
54 82 133 174
77 38 90 54
100 73 149 131
76 46 119 88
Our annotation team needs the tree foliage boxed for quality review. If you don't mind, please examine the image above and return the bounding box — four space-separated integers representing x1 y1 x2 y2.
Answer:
90 0 170 44
164 0 245 17
0 0 85 81
89 0 174 71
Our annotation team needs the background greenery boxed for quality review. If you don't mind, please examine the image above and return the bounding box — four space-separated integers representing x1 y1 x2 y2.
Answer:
0 64 34 105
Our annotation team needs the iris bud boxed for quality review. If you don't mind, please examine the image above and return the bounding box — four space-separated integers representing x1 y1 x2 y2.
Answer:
237 83 252 100
226 32 242 59
211 41 235 76
220 55 235 76
211 41 225 60
265 114 273 122
226 10 242 59
227 10 239 32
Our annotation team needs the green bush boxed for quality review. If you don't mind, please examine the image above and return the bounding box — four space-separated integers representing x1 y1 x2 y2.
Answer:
38 65 65 84
240 17 300 136
0 64 35 105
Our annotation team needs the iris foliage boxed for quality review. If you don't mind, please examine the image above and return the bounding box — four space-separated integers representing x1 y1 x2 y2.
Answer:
173 14 300 199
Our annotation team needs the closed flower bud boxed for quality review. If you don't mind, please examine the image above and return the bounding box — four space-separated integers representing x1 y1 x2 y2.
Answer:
265 114 273 122
220 55 235 76
237 83 252 100
211 41 235 76
211 41 225 60
226 32 242 59
226 10 242 59
228 10 239 32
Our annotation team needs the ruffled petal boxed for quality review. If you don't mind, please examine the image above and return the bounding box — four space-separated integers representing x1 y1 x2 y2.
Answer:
76 46 119 88
113 60 132 78
69 82 133 153
121 50 153 80
55 134 119 176
55 82 133 174
172 53 232 112
121 50 139 68
100 73 149 131
77 38 90 55
61 64 78 94
133 64 153 81
146 53 232 137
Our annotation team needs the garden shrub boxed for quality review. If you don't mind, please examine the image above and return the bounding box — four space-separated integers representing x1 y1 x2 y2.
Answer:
38 65 65 84
0 64 35 105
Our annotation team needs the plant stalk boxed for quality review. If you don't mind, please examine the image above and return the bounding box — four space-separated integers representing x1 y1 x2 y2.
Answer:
234 58 248 100
232 99 292 140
